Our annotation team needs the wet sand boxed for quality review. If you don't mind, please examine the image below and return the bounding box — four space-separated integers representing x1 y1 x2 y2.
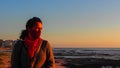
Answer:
0 52 66 68
55 59 66 68
0 52 11 68
1 52 120 68
61 58 120 68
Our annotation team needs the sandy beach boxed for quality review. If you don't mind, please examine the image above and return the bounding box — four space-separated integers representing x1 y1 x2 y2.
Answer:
0 52 11 68
0 51 66 68
1 48 120 68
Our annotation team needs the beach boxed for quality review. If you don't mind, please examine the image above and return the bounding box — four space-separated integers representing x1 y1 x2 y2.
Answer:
0 52 66 68
0 52 11 68
1 48 120 68
0 47 66 68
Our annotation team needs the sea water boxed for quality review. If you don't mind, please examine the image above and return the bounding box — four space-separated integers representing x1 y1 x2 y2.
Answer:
54 48 120 68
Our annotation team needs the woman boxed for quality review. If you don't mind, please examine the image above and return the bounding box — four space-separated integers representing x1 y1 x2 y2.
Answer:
11 17 56 68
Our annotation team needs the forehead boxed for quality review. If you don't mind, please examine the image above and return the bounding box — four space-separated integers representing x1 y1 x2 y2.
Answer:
35 22 42 27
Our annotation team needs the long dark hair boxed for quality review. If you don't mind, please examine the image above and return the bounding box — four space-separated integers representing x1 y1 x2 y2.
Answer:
20 17 42 40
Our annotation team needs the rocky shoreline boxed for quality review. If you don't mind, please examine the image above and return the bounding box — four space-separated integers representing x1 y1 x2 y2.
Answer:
60 58 120 68
1 48 120 68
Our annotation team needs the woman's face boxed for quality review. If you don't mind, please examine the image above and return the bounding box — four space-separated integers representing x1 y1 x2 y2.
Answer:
29 22 42 39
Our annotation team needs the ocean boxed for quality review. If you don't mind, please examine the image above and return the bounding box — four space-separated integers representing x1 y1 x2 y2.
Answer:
53 48 120 68
53 48 120 60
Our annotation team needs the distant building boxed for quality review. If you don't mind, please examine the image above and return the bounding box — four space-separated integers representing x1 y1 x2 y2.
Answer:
3 40 14 48
0 39 3 47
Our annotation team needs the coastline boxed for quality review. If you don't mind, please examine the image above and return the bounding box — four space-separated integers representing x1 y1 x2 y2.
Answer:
0 52 66 68
1 48 120 68
61 58 120 68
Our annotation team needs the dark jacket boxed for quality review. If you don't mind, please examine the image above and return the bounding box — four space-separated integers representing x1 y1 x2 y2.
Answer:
11 40 56 68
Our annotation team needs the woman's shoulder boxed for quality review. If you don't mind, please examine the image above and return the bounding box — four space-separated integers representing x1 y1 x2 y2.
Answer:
43 40 53 50
42 40 51 48
13 39 24 48
15 39 23 45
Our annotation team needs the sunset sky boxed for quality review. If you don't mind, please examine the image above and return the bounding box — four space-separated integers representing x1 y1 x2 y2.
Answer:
0 0 120 48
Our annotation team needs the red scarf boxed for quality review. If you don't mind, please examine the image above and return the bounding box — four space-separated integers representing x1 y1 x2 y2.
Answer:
24 36 42 59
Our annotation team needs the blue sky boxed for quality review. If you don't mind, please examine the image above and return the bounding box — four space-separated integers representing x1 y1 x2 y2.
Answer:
0 0 120 48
